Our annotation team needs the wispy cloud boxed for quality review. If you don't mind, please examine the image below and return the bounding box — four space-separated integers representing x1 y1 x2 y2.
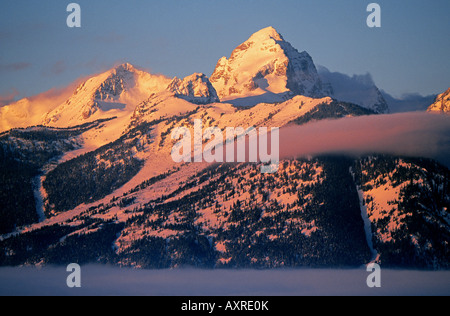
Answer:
42 60 67 77
0 89 20 107
0 74 94 132
0 62 32 73
49 60 67 76
24 76 87 106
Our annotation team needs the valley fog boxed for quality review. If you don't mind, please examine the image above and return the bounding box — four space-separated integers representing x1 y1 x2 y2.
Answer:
0 265 449 296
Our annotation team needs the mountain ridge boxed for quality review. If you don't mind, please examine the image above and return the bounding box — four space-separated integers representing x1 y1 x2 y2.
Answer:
0 26 395 135
0 27 448 270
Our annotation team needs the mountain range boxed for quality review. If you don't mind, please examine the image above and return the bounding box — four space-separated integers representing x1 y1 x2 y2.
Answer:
0 27 448 269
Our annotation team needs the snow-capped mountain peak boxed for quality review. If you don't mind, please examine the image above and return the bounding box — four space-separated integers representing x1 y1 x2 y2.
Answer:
210 26 329 105
167 73 219 104
115 62 135 73
428 88 450 113
41 63 171 127
247 26 284 42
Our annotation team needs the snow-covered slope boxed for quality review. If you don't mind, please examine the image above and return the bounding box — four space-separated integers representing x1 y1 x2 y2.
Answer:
210 26 329 106
0 63 172 140
128 88 335 149
354 156 450 268
1 94 448 269
5 152 448 269
42 63 171 127
0 99 55 133
428 88 450 113
35 64 172 155
2 27 448 270
0 86 77 133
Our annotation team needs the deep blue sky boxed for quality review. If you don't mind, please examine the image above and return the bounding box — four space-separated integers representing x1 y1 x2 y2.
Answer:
0 0 449 102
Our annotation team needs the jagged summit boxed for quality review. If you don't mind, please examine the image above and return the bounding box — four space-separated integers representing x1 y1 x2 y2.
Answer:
167 73 219 104
247 26 284 42
428 87 450 113
115 62 135 71
0 27 403 133
210 26 329 105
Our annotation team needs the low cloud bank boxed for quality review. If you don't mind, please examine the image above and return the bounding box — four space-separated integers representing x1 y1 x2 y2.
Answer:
279 112 450 168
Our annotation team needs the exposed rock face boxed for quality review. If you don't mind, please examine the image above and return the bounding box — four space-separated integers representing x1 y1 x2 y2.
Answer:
168 73 219 104
210 26 329 104
428 88 450 113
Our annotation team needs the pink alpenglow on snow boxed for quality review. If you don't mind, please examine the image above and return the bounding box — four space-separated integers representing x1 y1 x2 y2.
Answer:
171 119 280 173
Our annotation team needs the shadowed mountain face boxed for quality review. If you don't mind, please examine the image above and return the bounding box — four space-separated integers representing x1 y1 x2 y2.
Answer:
381 91 436 113
317 66 389 114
